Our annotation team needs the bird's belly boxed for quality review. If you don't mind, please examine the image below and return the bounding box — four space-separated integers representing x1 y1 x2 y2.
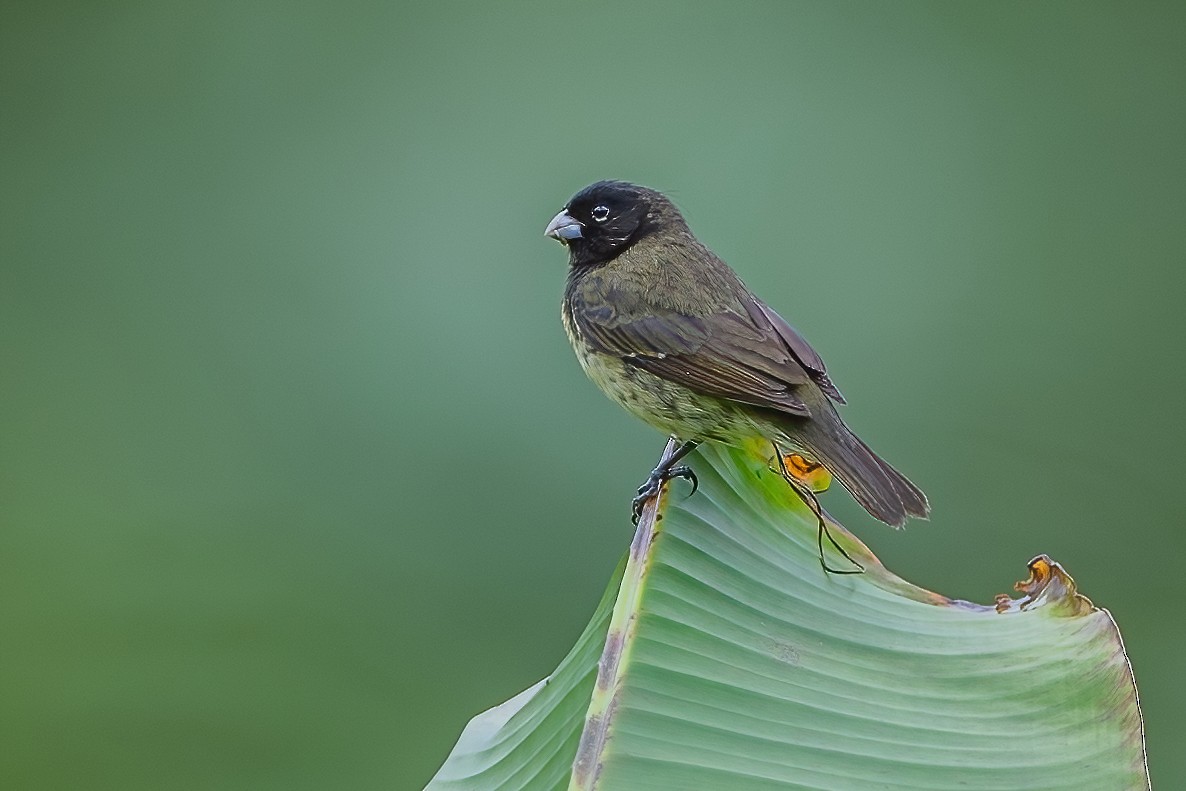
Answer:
562 296 752 442
573 345 743 442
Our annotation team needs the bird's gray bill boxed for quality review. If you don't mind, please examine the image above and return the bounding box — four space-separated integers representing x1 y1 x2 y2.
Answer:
545 211 583 242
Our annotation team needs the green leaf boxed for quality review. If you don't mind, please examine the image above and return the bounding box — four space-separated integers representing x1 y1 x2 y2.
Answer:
426 443 1148 790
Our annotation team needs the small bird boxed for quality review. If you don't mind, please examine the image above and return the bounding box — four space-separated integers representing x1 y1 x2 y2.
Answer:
546 181 928 570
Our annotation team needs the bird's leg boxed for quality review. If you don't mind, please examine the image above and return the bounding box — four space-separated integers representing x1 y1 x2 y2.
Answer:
774 444 864 575
632 439 701 524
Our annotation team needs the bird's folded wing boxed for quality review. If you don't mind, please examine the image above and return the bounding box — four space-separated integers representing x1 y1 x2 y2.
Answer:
572 299 815 417
748 297 845 404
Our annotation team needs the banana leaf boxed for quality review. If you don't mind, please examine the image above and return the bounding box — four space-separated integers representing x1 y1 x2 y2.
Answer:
426 441 1148 790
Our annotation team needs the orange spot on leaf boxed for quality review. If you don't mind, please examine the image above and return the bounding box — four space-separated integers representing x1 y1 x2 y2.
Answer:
783 453 831 493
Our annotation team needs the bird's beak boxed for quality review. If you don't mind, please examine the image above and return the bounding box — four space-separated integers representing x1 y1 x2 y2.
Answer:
544 210 583 243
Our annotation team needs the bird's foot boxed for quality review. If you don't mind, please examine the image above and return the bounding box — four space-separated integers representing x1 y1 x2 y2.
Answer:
631 464 698 524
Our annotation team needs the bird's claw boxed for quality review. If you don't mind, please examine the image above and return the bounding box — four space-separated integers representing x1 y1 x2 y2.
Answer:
669 466 698 496
631 465 699 524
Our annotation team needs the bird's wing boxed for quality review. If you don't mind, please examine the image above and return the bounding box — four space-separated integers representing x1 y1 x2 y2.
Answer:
570 289 821 417
748 297 845 404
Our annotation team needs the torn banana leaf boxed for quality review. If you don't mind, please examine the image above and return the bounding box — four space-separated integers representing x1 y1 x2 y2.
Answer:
426 443 1148 790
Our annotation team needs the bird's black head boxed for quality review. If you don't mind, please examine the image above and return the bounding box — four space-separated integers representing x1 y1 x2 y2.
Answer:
545 181 678 267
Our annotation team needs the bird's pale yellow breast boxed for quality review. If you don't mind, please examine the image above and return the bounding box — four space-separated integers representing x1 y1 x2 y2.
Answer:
562 295 748 442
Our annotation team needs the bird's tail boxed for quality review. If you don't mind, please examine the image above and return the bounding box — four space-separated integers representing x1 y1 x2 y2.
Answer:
794 407 929 529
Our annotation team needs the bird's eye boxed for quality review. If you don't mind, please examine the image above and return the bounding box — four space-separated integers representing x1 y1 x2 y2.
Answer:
590 205 610 222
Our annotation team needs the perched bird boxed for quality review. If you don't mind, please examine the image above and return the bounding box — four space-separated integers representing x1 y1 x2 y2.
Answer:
546 181 928 570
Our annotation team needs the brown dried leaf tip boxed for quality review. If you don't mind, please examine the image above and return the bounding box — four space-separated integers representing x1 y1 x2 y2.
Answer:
994 554 1096 616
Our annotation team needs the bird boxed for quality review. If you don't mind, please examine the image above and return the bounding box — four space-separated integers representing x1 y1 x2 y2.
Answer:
545 180 928 571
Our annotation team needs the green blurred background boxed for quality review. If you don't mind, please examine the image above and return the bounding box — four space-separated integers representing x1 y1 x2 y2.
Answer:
2 2 1180 788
